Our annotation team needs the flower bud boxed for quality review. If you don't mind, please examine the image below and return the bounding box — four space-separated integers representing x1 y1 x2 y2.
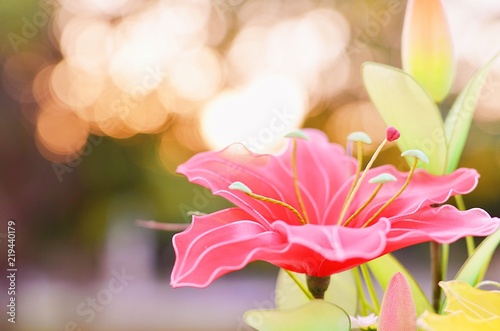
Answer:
402 0 455 103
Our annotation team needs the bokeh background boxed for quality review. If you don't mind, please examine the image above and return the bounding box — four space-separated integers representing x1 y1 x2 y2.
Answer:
1 0 500 330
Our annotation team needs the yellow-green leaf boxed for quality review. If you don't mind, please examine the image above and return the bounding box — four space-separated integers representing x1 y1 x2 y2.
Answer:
275 269 357 316
419 281 500 331
243 299 351 331
362 62 447 174
454 228 500 287
443 53 500 173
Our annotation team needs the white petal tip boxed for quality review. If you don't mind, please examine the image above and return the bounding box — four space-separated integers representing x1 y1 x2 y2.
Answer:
285 130 310 141
369 173 397 184
229 181 252 193
347 131 372 144
401 149 429 163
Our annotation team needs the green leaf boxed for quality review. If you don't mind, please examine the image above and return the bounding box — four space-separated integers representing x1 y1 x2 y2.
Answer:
366 254 433 316
454 229 500 286
362 62 447 175
243 299 351 331
444 53 500 173
275 269 357 316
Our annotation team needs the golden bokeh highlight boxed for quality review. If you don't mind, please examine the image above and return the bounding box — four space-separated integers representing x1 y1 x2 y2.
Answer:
199 74 307 153
324 101 387 153
19 0 499 169
36 105 89 161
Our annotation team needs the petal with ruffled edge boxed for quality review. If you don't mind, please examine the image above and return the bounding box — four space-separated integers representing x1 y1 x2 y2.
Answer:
171 212 390 287
385 206 500 251
270 220 390 276
328 166 479 227
171 208 284 288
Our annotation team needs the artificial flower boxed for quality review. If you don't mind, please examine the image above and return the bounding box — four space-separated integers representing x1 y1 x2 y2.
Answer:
171 129 499 288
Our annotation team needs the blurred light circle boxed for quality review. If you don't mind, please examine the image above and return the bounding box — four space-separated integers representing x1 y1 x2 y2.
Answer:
93 86 136 139
68 19 113 73
36 106 89 158
199 74 307 153
226 26 268 85
324 101 386 152
49 60 104 111
109 31 168 93
32 64 55 105
121 92 171 134
2 52 48 103
168 47 224 102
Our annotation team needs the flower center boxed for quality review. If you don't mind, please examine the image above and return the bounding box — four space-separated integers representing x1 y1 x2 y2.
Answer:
339 128 429 228
229 130 312 226
229 127 428 229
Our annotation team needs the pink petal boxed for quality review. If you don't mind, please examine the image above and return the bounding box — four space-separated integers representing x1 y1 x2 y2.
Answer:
270 219 390 276
334 166 479 227
385 206 500 250
171 207 391 287
171 209 284 288
177 129 356 226
378 272 417 331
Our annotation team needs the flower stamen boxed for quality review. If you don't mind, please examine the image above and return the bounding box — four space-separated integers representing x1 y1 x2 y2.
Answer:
229 181 306 225
361 150 428 228
343 173 397 227
337 132 373 226
291 139 310 224
345 133 371 206
337 135 388 226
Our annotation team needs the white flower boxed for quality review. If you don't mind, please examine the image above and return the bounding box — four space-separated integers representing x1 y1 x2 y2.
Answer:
350 313 378 330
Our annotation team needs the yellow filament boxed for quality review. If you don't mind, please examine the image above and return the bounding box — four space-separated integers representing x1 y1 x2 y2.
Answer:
246 191 306 225
291 139 310 224
341 141 364 216
343 183 383 227
337 138 388 226
361 157 419 228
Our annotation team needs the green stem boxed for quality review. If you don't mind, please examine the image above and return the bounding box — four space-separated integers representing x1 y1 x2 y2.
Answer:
454 195 476 256
360 264 380 312
306 275 331 299
441 243 449 282
431 241 442 312
353 267 372 315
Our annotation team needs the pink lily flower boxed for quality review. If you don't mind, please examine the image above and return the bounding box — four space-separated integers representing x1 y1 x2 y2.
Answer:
171 129 499 288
